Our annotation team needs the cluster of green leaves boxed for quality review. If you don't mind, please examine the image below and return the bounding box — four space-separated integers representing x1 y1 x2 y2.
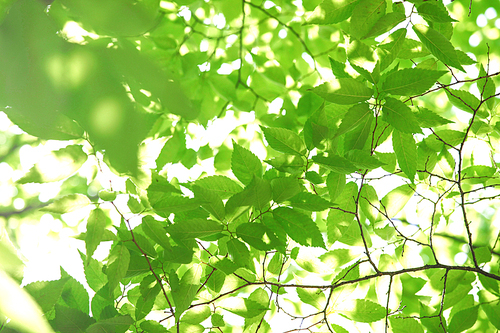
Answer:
1 0 500 332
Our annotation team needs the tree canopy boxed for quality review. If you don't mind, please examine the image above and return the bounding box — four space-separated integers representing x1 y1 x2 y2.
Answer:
1 0 500 332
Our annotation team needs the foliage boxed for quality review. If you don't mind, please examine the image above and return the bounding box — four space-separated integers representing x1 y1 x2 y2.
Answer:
1 0 500 332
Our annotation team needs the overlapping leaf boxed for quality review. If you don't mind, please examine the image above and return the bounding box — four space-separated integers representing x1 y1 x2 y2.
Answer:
312 79 373 105
273 207 325 248
413 24 464 71
382 68 447 96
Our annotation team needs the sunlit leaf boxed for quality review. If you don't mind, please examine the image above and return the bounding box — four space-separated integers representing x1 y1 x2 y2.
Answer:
392 129 417 182
350 0 386 39
381 68 447 96
413 24 464 71
312 79 373 105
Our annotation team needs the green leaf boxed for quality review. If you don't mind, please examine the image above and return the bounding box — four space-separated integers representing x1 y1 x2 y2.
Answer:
81 253 107 293
25 278 69 314
141 216 170 250
382 69 447 96
162 246 194 264
396 38 430 59
285 192 333 211
236 223 281 251
205 269 225 293
152 194 199 214
140 320 168 333
383 97 422 133
448 305 478 333
273 207 325 248
338 299 385 322
231 142 263 186
85 209 106 261
478 65 496 110
60 269 90 314
414 107 453 127
106 244 130 296
413 24 464 71
296 288 326 311
305 171 323 184
261 126 307 156
481 301 500 329
181 306 211 325
192 185 225 221
222 297 268 319
265 154 305 174
86 316 133 333
214 144 232 171
168 219 223 240
312 155 358 174
329 56 351 78
41 194 91 214
350 0 386 40
171 266 202 320
417 2 457 23
424 129 466 151
392 129 417 182
211 313 225 327
271 177 302 203
335 103 372 138
127 195 144 214
306 0 359 25
359 184 379 223
346 149 386 170
390 317 424 333
227 238 250 267
363 12 406 39
225 176 272 216
156 129 186 170
98 190 116 202
445 88 483 115
380 184 414 217
50 305 94 333
136 275 161 320
326 172 346 201
344 113 374 151
312 78 373 105
194 175 243 200
378 28 406 70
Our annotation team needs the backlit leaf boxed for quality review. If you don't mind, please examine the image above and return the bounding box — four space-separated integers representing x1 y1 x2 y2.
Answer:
417 2 457 23
273 207 325 248
335 103 372 138
382 68 447 96
448 305 478 333
413 24 464 71
312 155 358 174
350 0 386 39
168 219 223 240
392 129 417 182
383 97 422 133
261 126 307 156
380 184 414 217
231 142 263 185
338 299 385 322
85 209 107 262
312 79 373 105
107 244 130 296
306 0 360 25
